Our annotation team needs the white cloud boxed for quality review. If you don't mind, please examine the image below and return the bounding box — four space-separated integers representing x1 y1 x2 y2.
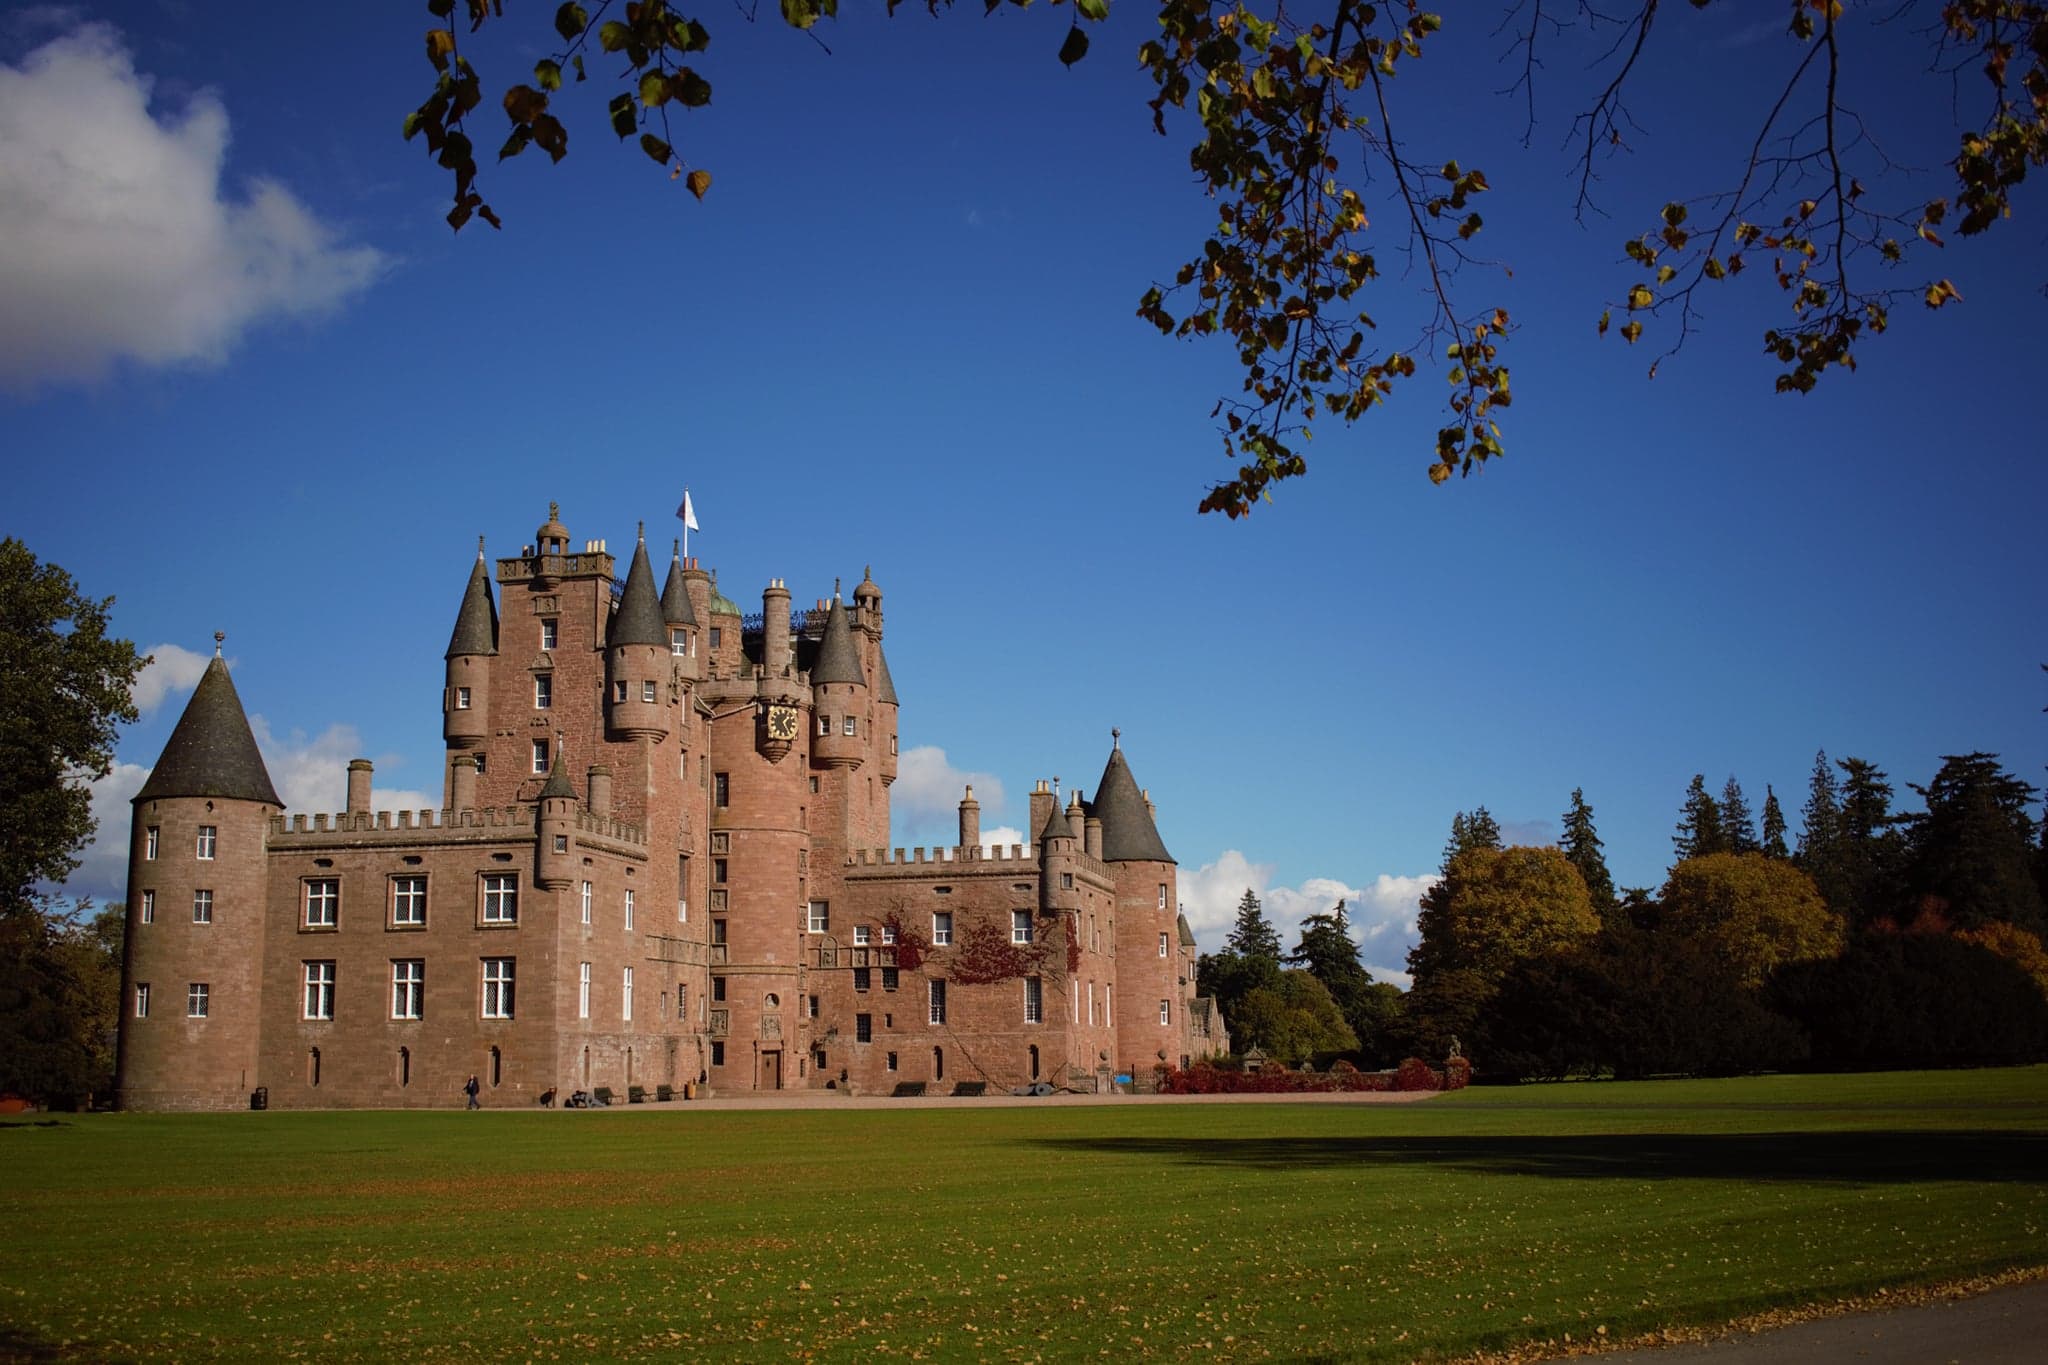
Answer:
130 641 212 715
979 824 1027 853
1179 849 1436 989
0 24 386 388
891 745 1005 844
61 758 149 903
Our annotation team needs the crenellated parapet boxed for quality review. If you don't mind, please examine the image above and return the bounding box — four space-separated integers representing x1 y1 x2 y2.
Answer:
264 804 646 848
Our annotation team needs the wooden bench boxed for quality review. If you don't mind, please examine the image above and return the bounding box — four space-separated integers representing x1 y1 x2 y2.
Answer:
891 1081 927 1097
950 1081 987 1097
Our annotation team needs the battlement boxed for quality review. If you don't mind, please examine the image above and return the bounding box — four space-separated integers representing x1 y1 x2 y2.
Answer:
265 804 644 850
496 551 616 582
845 842 1031 868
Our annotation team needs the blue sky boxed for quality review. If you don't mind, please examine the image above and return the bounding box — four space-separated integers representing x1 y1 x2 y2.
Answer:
7 1 2043 983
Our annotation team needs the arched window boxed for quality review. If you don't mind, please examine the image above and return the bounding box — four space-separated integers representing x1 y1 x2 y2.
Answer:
489 1045 502 1087
308 1047 321 1087
932 1047 944 1082
398 1046 411 1088
1029 1045 1040 1081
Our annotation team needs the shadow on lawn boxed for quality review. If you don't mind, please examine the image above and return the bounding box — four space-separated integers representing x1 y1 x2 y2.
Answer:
1030 1130 2048 1183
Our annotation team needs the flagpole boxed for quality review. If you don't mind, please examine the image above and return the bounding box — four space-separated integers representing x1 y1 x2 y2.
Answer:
683 486 689 560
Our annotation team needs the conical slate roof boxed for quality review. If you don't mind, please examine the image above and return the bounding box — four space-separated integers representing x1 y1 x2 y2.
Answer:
809 598 865 686
444 553 499 659
1093 744 1174 864
1039 798 1074 843
135 655 282 807
538 755 577 802
609 534 668 648
872 642 898 705
661 546 699 626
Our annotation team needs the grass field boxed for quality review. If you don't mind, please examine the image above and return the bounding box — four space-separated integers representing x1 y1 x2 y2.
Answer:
2 1069 2044 1362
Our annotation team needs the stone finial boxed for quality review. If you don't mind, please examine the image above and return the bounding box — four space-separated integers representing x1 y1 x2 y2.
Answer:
477 535 486 560
637 520 645 543
213 630 225 657
1112 726 1120 749
549 500 560 521
834 576 842 600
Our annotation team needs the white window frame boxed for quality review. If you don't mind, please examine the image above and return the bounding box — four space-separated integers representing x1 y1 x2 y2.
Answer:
134 982 150 1018
1024 976 1043 1024
931 912 952 946
541 618 558 650
1011 910 1033 944
303 961 336 1020
304 879 339 928
641 680 657 703
392 960 424 1020
578 962 591 1019
392 876 427 927
624 889 635 931
1159 998 1172 1026
854 925 870 946
580 880 593 925
196 825 217 860
843 715 856 736
808 900 829 933
455 686 472 710
140 890 154 924
532 739 550 774
482 958 516 1019
817 714 831 736
1158 932 1169 958
145 826 159 860
670 627 688 657
482 874 519 924
192 889 213 925
1158 884 1169 909
882 924 898 945
622 966 634 1022
927 979 946 1024
534 674 552 709
187 982 209 1018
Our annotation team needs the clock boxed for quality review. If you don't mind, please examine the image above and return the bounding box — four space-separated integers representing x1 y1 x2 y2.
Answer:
766 705 800 741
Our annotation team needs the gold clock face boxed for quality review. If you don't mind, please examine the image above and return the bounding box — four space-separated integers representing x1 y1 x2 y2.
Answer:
767 705 799 740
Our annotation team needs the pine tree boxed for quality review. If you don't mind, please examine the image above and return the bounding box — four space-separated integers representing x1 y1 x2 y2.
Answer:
1224 888 1283 964
1559 787 1618 913
1829 757 1903 927
1797 750 1841 863
1761 785 1790 859
1904 752 2045 934
1673 774 1726 863
1290 900 1382 1050
1721 776 1758 855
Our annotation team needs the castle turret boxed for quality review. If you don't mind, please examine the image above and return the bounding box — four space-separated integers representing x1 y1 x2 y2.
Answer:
118 637 282 1112
532 501 570 588
536 747 577 890
861 567 899 792
662 541 700 681
1093 733 1181 1079
808 592 867 770
605 527 672 741
958 784 981 853
443 541 496 764
761 579 792 677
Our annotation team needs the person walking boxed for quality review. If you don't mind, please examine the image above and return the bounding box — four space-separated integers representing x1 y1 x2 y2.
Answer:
463 1074 480 1110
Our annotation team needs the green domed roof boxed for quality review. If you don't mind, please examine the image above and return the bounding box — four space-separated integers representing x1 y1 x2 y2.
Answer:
707 571 740 616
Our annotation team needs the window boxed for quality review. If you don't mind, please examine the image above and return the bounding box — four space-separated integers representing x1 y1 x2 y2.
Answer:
1159 998 1172 1026
580 880 592 925
1159 932 1170 958
455 686 472 710
392 876 427 926
931 912 952 946
711 1040 725 1066
882 924 898 945
710 918 726 946
613 681 627 702
807 994 819 1019
473 752 486 775
677 985 687 1020
927 979 947 1024
140 890 154 924
303 879 338 928
187 982 209 1017
714 772 729 807
532 739 550 773
713 858 728 884
1011 910 1033 944
541 618 558 650
856 1013 873 1042
708 626 721 650
853 968 870 993
1061 872 1074 890
534 674 552 709
482 874 518 924
1024 976 1043 1024
1158 884 1169 909
670 627 687 656
392 960 424 1019
624 889 635 930
642 680 657 703
192 889 213 925
843 715 856 736
807 900 829 933
482 958 516 1018
622 966 634 1022
891 735 898 755
134 983 150 1018
854 925 870 946
196 825 217 860
817 714 831 736
886 1050 897 1072
303 961 335 1020
712 976 726 1002
578 962 591 1019
145 826 159 860
881 967 899 991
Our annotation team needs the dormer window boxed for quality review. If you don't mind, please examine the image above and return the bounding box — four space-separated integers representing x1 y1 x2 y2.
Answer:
541 619 558 650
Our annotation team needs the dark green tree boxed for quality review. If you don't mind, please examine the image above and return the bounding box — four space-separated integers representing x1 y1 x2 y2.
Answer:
1797 750 1842 864
1829 756 1905 927
0 539 146 915
1903 752 2045 935
0 899 124 1106
1720 776 1758 855
1760 784 1790 860
1224 888 1283 964
1289 899 1382 1052
1412 807 1506 985
1559 787 1618 916
1231 970 1359 1065
1673 774 1726 863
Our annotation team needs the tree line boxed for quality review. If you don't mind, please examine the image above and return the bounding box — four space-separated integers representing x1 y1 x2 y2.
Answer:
1199 753 2048 1077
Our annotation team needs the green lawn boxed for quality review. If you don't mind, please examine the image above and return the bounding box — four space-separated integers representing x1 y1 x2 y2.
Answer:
3 1069 2044 1362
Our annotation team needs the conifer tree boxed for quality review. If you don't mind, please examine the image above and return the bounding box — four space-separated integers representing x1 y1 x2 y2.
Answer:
1904 753 2045 935
1797 750 1841 863
1828 757 1904 927
1761 785 1790 860
1673 775 1726 863
1290 900 1383 1051
1224 888 1283 964
1559 788 1618 914
1721 776 1758 855
1413 808 1506 986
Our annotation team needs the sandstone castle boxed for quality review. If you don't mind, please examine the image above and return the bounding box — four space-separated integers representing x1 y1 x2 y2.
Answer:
115 504 1224 1109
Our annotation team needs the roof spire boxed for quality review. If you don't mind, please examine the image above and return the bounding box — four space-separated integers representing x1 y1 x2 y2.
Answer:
213 630 224 658
477 535 485 561
1112 726 1120 750
134 648 282 806
609 534 667 646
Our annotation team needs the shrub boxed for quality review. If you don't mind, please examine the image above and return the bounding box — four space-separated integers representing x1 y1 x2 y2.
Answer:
1443 1056 1472 1090
1394 1057 1442 1091
1156 1062 1397 1095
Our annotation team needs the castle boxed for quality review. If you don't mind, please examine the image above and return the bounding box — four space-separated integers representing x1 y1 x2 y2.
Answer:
114 504 1224 1110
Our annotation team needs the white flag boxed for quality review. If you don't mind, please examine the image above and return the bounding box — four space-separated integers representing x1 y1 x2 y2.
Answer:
677 491 700 531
